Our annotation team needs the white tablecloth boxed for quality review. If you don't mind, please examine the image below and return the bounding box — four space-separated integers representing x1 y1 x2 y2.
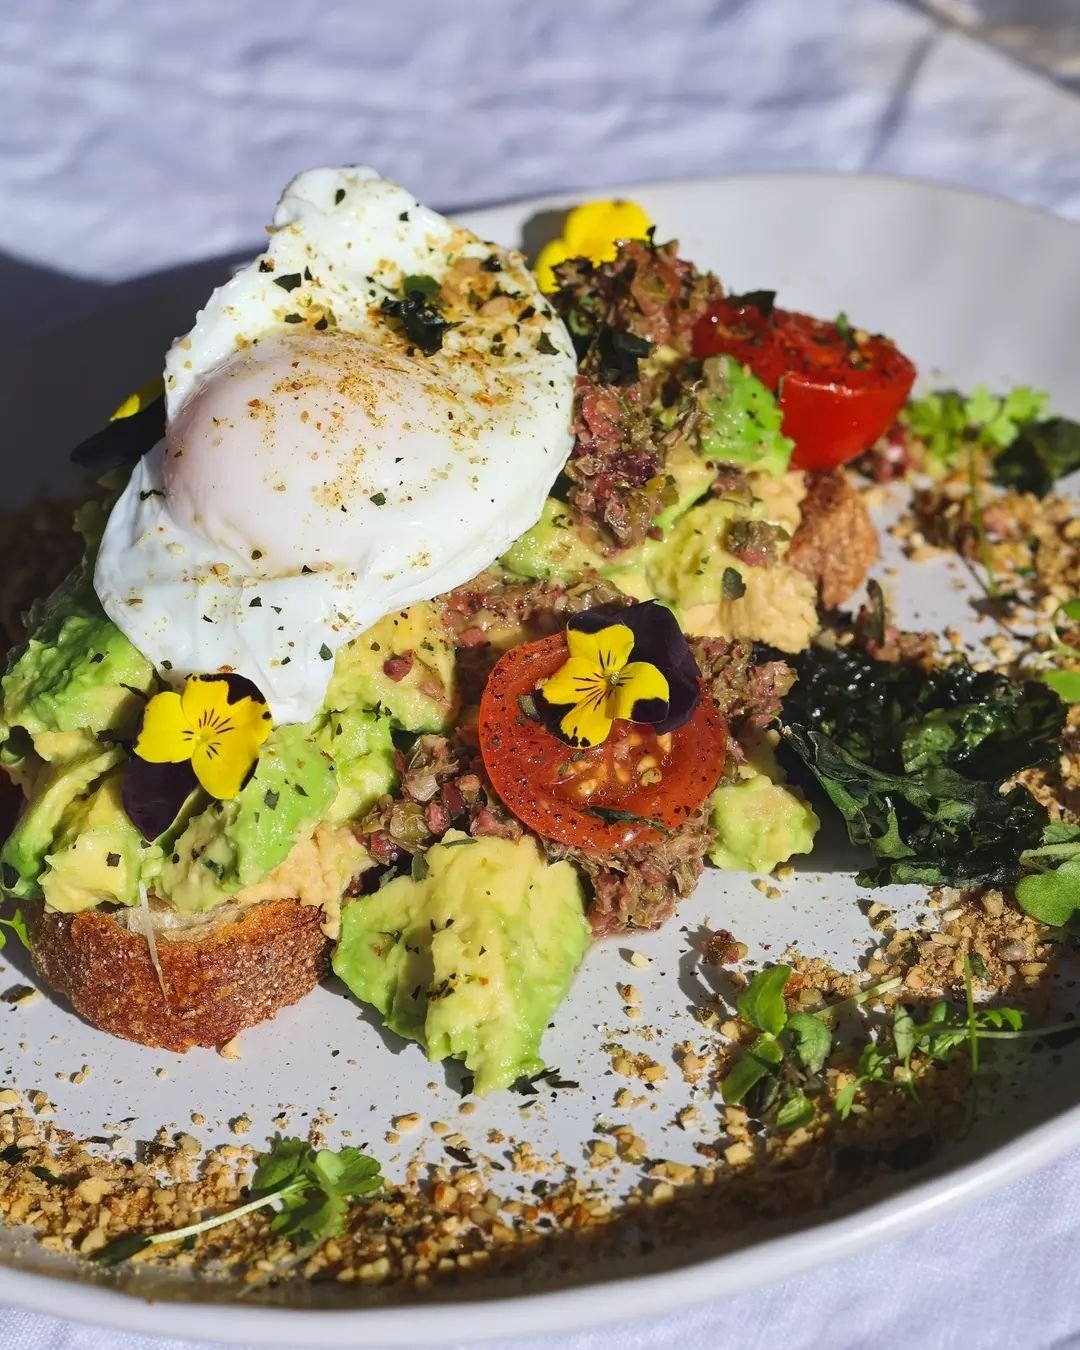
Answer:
3 1 1080 1345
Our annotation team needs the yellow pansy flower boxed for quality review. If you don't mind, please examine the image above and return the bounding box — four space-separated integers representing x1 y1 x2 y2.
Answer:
110 375 166 421
540 623 669 748
135 674 272 800
534 199 652 292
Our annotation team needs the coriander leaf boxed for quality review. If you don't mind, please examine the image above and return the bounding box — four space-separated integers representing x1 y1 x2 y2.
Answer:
720 1033 783 1105
994 417 1080 497
1039 669 1080 703
250 1136 310 1195
785 1011 831 1074
774 1091 815 1132
737 964 791 1036
0 907 29 952
1017 859 1080 927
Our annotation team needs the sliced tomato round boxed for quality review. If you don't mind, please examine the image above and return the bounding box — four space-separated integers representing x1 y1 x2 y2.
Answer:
478 633 728 852
692 298 916 471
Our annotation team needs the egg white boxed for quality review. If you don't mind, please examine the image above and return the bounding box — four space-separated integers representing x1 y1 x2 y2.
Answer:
94 167 577 724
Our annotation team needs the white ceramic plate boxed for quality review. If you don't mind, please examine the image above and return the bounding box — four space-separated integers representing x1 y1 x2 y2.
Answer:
1 173 1078 1346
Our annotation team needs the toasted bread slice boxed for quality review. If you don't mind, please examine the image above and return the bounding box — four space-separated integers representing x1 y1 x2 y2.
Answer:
27 895 330 1053
786 469 878 609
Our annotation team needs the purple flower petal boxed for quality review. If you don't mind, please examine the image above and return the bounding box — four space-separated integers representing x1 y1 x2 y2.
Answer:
122 759 197 841
568 600 701 733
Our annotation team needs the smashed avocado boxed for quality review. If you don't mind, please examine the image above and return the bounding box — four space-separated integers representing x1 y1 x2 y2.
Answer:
39 769 145 912
313 707 397 823
326 601 457 732
646 496 768 608
700 355 794 477
156 723 338 912
2 567 153 745
709 743 819 872
332 831 589 1093
2 744 124 898
500 498 606 581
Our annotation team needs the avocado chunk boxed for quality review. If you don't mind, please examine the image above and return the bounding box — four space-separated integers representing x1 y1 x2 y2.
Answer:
708 745 819 872
652 439 718 532
501 498 606 581
645 496 759 609
1 744 124 897
39 769 146 912
333 831 590 1094
2 568 153 744
326 601 457 732
313 707 397 824
700 355 794 477
155 723 338 912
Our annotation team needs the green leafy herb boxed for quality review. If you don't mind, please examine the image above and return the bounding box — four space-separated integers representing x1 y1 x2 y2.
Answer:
786 1011 831 1074
720 1033 783 1106
381 284 455 356
737 964 791 1036
994 417 1080 497
401 273 439 298
774 1092 815 1132
834 311 855 348
721 566 747 600
1017 822 1080 926
584 805 671 835
904 385 1048 473
91 1138 381 1267
781 646 1066 887
0 906 29 953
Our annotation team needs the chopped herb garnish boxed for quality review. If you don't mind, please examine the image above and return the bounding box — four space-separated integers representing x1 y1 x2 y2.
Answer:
273 273 303 292
721 566 747 600
283 313 303 324
319 643 333 661
369 492 387 506
536 332 559 355
105 852 120 868
334 188 345 205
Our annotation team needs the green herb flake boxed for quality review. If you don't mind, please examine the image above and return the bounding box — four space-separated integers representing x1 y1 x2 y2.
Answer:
273 273 303 292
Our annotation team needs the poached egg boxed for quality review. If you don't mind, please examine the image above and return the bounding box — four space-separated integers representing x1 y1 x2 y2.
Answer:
94 167 576 723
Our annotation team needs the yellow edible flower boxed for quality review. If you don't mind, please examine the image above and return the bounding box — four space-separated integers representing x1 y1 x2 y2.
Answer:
135 675 272 800
534 199 652 292
540 623 669 748
110 375 165 421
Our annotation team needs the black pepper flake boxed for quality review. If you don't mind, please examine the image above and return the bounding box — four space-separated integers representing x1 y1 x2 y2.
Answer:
251 549 263 560
295 783 308 797
161 659 172 671
280 656 291 665
399 210 410 221
303 266 313 281
314 316 328 331
89 652 105 665
105 852 120 867
264 789 279 810
249 596 262 608
273 273 303 292
301 564 313 575
536 332 559 355
283 313 303 324
334 188 345 204
258 259 274 272
722 567 747 600
201 614 214 624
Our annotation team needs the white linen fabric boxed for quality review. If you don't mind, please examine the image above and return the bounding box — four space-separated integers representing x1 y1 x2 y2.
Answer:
2 0 1080 1346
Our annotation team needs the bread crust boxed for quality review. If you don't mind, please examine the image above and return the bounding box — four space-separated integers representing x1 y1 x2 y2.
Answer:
27 897 330 1052
786 469 878 609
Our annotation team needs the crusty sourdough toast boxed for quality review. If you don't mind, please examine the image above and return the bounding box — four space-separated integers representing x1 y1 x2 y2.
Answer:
26 895 330 1053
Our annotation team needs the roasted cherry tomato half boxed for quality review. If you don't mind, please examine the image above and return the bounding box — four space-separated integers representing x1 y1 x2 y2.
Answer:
478 633 728 852
692 298 916 471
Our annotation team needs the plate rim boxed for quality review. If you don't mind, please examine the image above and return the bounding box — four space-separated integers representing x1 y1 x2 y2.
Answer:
2 169 1079 1346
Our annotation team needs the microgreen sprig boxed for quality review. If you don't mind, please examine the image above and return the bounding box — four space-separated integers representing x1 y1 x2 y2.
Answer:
91 1137 382 1268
